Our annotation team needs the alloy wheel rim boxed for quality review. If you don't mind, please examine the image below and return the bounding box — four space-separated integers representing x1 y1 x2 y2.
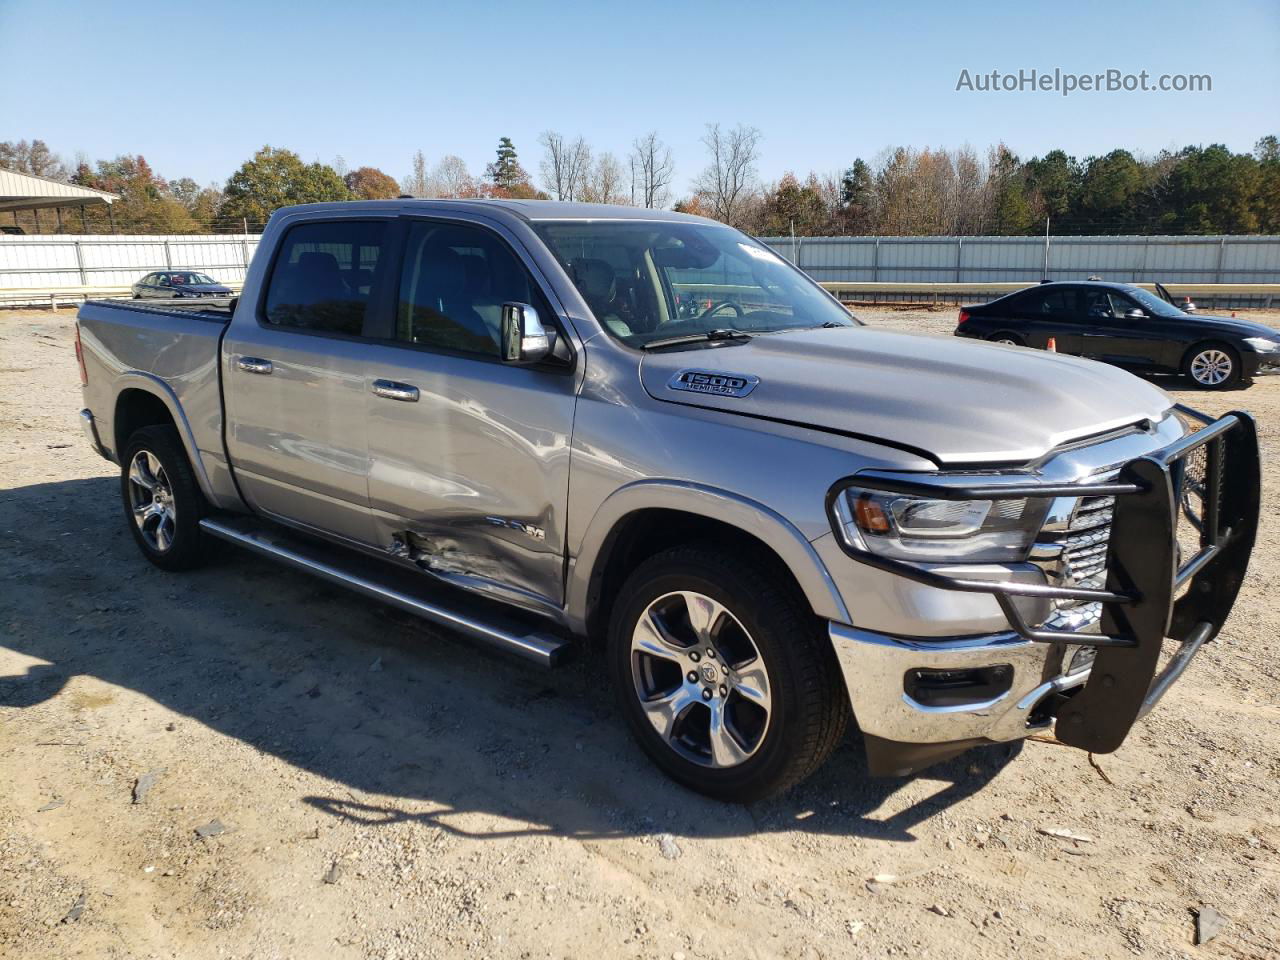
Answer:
629 590 772 768
128 450 177 552
1190 350 1232 385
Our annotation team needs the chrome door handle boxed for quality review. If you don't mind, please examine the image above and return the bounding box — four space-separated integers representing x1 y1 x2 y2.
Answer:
372 379 419 402
237 357 273 374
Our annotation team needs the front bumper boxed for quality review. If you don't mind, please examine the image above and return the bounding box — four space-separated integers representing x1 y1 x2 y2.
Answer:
830 624 1089 747
828 407 1260 773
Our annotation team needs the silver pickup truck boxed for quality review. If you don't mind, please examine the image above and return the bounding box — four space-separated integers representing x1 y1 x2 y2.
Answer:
75 200 1261 801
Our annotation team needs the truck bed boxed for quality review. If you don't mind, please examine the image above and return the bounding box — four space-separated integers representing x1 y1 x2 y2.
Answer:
77 298 232 475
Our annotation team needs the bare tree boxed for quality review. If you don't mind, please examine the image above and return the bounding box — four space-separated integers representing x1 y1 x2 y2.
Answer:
692 123 762 227
581 152 627 204
628 131 674 208
430 154 475 198
0 139 69 181
400 149 430 197
538 131 592 201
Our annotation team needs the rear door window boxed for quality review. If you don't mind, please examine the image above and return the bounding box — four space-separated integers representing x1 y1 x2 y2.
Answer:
262 220 387 336
1019 289 1076 315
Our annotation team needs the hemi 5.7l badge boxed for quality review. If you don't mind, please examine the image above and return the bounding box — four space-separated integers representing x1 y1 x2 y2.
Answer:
668 369 760 398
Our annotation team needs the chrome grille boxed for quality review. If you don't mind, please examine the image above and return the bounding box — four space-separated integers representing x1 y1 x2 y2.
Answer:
1174 442 1220 593
1032 493 1115 632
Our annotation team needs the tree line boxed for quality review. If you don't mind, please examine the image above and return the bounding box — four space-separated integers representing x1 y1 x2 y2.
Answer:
2 130 1277 237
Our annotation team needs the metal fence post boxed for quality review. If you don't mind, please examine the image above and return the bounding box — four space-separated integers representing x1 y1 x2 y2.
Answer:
1216 237 1226 283
872 238 880 282
164 239 173 270
73 240 87 285
955 238 963 282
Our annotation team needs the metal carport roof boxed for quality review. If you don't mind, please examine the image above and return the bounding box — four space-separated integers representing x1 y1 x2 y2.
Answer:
0 167 118 213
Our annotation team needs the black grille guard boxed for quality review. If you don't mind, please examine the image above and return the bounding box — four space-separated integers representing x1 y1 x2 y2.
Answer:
828 407 1261 753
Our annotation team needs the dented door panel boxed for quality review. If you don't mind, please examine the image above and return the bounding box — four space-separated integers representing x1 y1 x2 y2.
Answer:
364 343 576 612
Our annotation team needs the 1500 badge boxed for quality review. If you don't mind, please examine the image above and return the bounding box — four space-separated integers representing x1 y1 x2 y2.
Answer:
668 369 760 398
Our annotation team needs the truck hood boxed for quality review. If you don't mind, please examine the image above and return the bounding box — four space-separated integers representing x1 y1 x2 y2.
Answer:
639 327 1173 465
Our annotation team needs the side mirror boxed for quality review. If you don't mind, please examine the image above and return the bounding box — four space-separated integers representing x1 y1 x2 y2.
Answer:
501 302 551 363
1124 309 1146 320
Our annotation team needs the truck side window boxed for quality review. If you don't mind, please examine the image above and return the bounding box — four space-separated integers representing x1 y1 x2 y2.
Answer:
396 221 546 357
263 221 385 336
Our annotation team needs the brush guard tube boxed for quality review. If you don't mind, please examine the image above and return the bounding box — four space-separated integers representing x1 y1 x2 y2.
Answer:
827 407 1260 755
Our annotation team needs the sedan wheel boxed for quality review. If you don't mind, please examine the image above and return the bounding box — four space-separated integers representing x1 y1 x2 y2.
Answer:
630 590 772 768
1186 345 1240 389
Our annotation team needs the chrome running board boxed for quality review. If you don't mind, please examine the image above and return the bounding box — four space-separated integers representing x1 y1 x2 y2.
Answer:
199 515 571 668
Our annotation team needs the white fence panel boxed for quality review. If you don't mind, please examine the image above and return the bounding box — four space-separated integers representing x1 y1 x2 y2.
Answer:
0 234 260 288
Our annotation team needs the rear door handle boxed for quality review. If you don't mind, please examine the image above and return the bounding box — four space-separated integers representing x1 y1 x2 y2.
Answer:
372 379 419 402
237 357 273 374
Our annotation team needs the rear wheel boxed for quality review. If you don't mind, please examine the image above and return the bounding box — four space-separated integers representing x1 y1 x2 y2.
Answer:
1184 342 1241 389
120 425 210 571
607 544 848 802
988 332 1024 346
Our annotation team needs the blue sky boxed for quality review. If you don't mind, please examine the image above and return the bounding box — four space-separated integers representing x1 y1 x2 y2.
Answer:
2 0 1276 194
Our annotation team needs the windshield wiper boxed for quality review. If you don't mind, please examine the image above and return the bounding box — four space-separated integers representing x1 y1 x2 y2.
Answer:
641 328 753 350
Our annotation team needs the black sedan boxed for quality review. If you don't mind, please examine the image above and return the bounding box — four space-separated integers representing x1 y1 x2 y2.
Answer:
954 280 1280 389
132 271 234 301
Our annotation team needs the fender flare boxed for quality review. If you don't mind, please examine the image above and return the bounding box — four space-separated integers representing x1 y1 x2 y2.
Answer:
565 478 852 634
109 372 219 503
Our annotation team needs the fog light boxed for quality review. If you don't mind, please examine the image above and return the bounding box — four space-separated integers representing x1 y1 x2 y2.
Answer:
904 664 1013 708
1068 646 1097 675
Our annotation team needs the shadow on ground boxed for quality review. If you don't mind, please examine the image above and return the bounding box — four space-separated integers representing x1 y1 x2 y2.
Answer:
1 476 1019 844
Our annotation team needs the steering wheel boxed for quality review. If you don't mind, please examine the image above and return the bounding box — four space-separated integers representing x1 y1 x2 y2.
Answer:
698 300 745 320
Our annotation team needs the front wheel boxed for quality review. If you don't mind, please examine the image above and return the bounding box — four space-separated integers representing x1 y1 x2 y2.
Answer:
1184 343 1242 389
120 425 210 571
607 545 849 802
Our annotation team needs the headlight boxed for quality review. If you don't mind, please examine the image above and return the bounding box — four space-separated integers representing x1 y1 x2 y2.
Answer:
1244 337 1280 353
830 483 1051 563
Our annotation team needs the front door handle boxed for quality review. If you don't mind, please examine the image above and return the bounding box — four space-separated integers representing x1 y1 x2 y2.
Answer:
372 379 419 402
237 356 273 374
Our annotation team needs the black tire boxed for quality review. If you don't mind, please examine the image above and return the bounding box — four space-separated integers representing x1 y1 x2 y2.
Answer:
1183 341 1242 390
607 544 849 802
119 424 210 571
987 331 1024 346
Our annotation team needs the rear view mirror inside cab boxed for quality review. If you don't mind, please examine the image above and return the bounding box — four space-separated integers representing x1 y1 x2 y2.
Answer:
652 237 720 270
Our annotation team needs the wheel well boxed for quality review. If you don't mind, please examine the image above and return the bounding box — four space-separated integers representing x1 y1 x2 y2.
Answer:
583 508 811 643
113 389 176 455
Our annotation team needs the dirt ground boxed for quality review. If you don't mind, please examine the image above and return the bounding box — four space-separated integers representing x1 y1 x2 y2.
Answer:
2 304 1278 960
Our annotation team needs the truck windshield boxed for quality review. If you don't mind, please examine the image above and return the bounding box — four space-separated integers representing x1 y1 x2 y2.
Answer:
533 221 856 348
